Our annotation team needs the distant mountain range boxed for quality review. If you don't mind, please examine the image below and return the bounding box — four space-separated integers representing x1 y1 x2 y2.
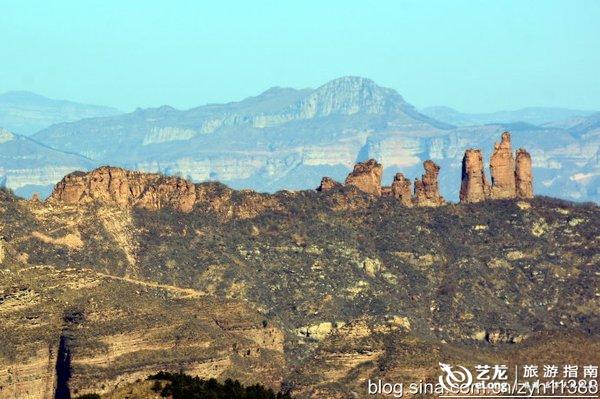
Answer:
0 77 598 203
420 105 596 127
0 90 121 136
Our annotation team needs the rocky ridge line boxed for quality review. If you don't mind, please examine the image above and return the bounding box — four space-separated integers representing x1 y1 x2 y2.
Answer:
49 132 533 211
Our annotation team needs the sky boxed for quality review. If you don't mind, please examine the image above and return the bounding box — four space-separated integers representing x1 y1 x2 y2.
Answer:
1 0 599 113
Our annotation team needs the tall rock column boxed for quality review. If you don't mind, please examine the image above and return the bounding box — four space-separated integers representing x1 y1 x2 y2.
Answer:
515 149 534 199
489 132 516 199
390 173 413 207
413 160 445 207
460 149 490 203
344 159 383 196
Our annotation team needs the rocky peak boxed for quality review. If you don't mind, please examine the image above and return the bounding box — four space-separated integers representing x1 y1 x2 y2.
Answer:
489 132 517 199
460 149 490 203
413 160 445 207
344 159 383 196
299 76 407 117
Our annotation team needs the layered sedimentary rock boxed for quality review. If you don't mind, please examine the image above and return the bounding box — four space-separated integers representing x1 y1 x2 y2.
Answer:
515 149 534 199
344 159 383 196
390 173 413 207
489 132 516 199
460 149 490 203
316 177 342 192
413 160 445 207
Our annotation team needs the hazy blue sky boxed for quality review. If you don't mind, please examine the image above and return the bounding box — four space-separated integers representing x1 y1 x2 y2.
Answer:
1 0 599 112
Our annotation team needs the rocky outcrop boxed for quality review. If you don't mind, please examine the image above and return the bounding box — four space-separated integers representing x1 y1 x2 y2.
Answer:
344 159 383 196
50 166 198 212
460 132 534 202
460 149 490 203
390 173 413 207
489 132 516 199
515 149 533 199
316 177 342 192
413 161 445 207
49 166 280 218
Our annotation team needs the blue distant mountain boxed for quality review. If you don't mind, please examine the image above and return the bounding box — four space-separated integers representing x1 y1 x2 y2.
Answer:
420 105 595 127
0 127 93 198
0 90 121 136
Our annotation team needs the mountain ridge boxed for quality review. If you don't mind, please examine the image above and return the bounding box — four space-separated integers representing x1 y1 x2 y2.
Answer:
421 105 596 127
0 76 597 204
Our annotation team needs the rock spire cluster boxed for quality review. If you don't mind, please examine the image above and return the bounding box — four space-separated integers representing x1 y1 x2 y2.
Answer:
49 132 533 212
331 159 445 207
459 132 533 203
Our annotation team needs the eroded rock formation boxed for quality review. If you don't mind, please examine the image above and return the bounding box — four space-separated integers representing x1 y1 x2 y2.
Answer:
515 149 533 199
460 132 534 203
49 166 279 218
390 173 413 207
460 149 490 203
317 177 342 192
344 159 383 196
489 132 516 199
413 160 445 207
50 166 199 212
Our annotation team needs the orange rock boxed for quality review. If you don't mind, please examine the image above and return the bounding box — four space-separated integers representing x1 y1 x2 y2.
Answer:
413 160 445 207
489 132 516 199
390 173 413 207
344 159 383 196
317 177 342 192
460 149 490 203
515 149 533 199
51 166 197 212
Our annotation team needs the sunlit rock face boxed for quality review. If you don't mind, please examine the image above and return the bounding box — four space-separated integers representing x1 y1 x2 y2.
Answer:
413 160 445 207
490 132 517 200
515 149 534 199
344 159 383 196
460 149 490 203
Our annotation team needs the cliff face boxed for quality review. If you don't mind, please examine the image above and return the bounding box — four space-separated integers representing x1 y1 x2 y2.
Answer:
460 149 490 203
49 166 280 218
343 159 383 196
51 166 199 212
